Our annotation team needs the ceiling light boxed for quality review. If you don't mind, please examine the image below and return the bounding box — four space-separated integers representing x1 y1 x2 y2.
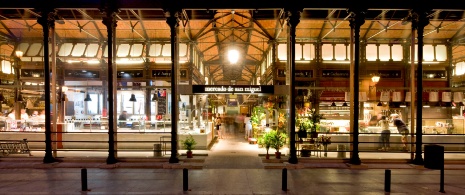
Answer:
16 94 24 102
399 102 406 107
228 49 239 64
423 102 430 107
84 93 92 101
152 93 158 102
342 102 348 107
371 75 380 83
129 94 137 102
331 102 336 106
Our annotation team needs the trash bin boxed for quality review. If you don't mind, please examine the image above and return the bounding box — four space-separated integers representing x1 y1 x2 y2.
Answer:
424 144 444 169
153 143 162 157
337 144 346 158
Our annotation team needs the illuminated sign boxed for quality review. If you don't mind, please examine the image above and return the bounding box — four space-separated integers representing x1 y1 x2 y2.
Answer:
192 85 274 94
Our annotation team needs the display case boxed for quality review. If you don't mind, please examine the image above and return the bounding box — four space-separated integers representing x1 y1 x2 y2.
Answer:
319 102 350 120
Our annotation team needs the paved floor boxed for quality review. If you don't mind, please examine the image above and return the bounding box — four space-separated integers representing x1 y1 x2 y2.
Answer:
1 129 465 194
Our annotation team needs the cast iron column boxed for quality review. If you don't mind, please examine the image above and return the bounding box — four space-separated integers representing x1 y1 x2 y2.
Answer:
286 9 301 164
101 1 119 164
165 9 180 163
37 8 56 163
348 8 365 165
413 9 430 165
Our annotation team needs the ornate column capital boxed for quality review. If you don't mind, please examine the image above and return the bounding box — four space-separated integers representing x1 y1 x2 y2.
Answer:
36 8 57 30
164 9 181 28
285 8 302 28
348 8 366 29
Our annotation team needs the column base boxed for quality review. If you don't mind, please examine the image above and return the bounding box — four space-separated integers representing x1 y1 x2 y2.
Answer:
43 153 56 164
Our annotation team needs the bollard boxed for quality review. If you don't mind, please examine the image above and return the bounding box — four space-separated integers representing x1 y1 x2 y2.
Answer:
440 168 445 193
282 168 287 191
183 168 188 191
81 168 87 191
384 169 391 192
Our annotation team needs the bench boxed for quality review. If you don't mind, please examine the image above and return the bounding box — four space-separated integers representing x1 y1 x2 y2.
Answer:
0 139 32 156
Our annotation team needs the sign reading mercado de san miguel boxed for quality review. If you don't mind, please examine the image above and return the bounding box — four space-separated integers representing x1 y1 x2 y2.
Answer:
192 85 274 94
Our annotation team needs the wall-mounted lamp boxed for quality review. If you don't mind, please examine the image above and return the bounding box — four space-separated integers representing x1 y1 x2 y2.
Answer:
129 94 137 102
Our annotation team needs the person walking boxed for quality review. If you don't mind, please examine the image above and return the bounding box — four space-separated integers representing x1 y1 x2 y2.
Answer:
215 117 222 139
377 116 390 151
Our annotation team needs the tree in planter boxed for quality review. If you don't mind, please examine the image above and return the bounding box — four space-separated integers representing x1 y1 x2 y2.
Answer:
270 130 288 159
181 134 197 158
258 131 273 159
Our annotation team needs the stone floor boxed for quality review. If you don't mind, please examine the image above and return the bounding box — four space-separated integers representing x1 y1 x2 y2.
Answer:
1 129 465 194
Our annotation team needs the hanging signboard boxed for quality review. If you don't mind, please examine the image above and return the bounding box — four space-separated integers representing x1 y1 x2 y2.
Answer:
21 69 44 78
192 85 274 94
442 92 451 102
429 92 439 102
405 92 411 102
453 92 463 102
392 92 402 102
65 70 100 79
322 70 349 78
117 70 143 78
152 69 187 78
344 92 367 101
380 91 390 102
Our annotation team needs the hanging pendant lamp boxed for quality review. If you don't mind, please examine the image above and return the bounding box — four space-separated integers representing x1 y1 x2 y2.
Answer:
39 93 46 101
84 93 92 101
16 94 24 102
331 102 336 106
377 101 383 106
129 94 137 102
342 102 348 107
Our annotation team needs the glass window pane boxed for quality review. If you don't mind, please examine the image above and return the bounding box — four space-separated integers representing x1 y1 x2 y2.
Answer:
366 44 377 61
379 45 390 61
321 44 333 60
392 45 403 61
436 45 447 61
334 44 346 60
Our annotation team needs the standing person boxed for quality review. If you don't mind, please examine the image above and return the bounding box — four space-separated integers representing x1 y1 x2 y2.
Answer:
215 117 222 139
377 116 390 151
20 109 29 131
392 114 409 151
118 111 128 128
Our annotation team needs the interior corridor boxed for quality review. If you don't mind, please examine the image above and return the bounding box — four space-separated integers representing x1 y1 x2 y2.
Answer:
205 124 265 169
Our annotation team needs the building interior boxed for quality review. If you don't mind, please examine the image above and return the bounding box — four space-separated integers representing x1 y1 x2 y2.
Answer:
0 1 465 164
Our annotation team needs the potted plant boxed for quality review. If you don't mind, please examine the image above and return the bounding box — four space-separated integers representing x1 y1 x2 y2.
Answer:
181 134 197 158
270 130 288 159
259 131 273 159
309 109 324 138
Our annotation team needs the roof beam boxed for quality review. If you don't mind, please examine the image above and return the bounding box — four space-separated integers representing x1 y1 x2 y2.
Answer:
4 0 465 10
129 10 149 40
74 9 104 40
